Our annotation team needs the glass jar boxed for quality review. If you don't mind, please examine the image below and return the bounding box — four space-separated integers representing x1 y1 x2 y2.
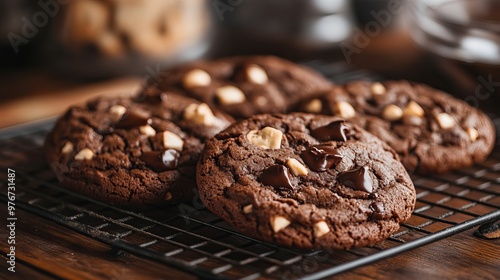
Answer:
45 0 211 79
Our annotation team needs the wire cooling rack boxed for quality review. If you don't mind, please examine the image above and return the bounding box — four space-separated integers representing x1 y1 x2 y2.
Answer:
1 63 499 280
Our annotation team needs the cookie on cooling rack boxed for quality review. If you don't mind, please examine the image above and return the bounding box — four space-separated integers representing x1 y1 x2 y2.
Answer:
295 80 496 174
44 92 232 206
197 113 416 250
148 56 332 118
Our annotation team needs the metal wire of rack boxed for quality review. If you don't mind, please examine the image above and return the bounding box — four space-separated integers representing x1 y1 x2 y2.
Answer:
0 63 499 280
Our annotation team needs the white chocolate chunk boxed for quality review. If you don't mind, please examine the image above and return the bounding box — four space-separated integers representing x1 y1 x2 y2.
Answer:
215 86 246 105
110 105 127 119
183 69 211 89
139 125 156 136
61 142 74 154
286 158 308 176
313 221 330 238
271 215 290 233
382 104 403 121
243 204 253 214
304 99 322 113
163 131 184 151
246 127 283 149
370 82 386 95
246 64 268 84
184 103 217 126
74 148 94 161
467 127 479 142
335 101 356 119
436 113 455 129
403 101 425 118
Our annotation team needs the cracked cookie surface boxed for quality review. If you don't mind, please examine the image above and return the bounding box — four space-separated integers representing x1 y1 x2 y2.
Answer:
197 113 416 249
296 80 496 174
45 93 232 206
148 56 332 119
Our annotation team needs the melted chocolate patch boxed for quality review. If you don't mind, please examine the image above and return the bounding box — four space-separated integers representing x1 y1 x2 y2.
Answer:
140 149 179 171
116 112 152 129
311 120 349 142
338 166 373 193
300 145 343 172
259 165 293 190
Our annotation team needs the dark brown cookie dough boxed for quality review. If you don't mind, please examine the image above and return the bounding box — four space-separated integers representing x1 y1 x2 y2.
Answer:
295 80 496 174
148 56 332 118
45 93 232 206
197 113 416 250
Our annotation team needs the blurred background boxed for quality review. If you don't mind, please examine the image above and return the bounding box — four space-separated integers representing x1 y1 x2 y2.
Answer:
1 0 500 128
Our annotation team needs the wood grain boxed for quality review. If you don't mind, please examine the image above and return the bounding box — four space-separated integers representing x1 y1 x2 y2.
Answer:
0 254 56 280
0 204 196 280
340 228 500 280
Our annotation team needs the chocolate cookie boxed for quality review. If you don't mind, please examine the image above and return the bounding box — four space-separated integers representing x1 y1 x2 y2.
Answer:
148 56 332 118
296 80 496 174
45 92 232 206
197 113 416 249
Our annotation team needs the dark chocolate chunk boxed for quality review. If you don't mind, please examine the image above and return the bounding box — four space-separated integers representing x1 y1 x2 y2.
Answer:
369 202 386 219
140 149 180 171
300 145 343 172
311 120 349 142
116 111 151 129
259 165 293 190
338 166 373 193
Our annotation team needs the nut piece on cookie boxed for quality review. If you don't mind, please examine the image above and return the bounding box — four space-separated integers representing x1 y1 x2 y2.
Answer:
246 127 283 149
370 82 386 95
335 101 356 119
403 101 425 118
61 142 74 154
271 215 291 232
286 158 308 176
246 64 268 85
467 127 479 142
243 204 253 214
163 131 184 151
110 105 127 120
183 69 212 89
382 104 403 121
139 125 156 136
74 148 94 161
215 86 246 105
184 103 217 126
314 221 330 238
304 99 322 113
436 113 455 129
